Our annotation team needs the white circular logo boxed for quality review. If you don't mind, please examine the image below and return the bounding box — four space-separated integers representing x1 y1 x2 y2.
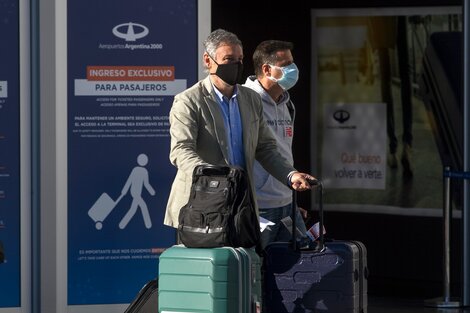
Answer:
112 22 149 42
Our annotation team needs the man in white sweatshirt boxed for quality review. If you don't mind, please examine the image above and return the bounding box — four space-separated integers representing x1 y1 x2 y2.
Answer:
244 40 308 249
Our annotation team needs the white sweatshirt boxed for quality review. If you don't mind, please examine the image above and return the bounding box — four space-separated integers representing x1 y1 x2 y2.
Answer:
243 76 295 208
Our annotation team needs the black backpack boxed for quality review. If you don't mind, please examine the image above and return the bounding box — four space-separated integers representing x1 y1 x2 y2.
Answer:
178 165 261 248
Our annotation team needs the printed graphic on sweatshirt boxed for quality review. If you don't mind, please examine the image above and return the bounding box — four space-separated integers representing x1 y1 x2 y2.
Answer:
266 118 294 137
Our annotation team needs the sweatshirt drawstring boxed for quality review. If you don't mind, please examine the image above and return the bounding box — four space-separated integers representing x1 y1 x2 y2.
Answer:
275 103 279 132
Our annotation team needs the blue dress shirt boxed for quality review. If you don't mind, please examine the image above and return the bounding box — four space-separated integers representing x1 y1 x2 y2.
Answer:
213 85 246 169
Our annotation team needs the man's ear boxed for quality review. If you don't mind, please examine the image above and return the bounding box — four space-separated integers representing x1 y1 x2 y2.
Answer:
262 63 272 77
203 52 212 69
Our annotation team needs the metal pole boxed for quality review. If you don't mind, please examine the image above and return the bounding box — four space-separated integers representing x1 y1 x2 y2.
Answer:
425 167 460 308
443 167 452 303
463 0 470 306
31 0 41 310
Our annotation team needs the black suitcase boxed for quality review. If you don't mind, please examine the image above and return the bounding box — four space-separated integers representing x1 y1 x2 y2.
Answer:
124 279 158 313
263 181 368 313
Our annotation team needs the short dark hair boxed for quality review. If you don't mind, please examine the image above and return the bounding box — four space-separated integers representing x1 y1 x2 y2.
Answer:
252 40 294 77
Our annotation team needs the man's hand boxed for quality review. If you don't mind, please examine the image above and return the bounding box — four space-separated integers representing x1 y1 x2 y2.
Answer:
290 172 317 191
298 206 308 219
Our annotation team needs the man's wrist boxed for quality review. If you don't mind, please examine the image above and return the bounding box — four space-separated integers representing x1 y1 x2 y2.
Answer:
287 170 298 186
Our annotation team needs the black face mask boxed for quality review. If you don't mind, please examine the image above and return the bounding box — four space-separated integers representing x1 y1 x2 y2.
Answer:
208 54 244 86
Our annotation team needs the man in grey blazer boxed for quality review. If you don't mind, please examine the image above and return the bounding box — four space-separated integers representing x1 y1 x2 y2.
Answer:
164 29 315 228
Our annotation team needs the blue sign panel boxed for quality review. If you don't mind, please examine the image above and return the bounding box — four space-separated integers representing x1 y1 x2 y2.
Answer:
0 0 20 308
67 0 197 304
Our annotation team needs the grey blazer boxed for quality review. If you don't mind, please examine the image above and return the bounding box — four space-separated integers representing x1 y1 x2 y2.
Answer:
164 76 296 227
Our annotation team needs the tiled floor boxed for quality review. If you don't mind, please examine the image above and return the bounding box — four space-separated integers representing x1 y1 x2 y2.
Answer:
369 296 470 313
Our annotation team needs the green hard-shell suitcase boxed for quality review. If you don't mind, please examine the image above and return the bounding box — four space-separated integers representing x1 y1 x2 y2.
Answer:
158 245 262 313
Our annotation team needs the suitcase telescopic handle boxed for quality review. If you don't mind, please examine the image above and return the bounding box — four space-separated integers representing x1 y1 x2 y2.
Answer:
317 181 324 251
291 179 324 251
291 190 298 251
307 177 319 186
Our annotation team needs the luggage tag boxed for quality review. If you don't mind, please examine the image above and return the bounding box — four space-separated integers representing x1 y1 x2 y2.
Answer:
306 221 326 241
259 216 275 233
280 216 305 238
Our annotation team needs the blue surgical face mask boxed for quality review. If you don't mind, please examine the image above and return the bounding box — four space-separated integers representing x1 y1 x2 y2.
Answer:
268 63 299 90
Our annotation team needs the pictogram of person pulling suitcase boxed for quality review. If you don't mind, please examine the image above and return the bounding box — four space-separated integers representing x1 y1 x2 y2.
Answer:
88 153 155 230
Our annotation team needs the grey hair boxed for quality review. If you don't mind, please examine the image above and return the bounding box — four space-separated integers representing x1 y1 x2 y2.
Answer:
203 28 243 58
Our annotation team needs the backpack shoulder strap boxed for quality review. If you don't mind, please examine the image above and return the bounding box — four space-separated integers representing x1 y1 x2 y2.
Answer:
286 100 295 121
